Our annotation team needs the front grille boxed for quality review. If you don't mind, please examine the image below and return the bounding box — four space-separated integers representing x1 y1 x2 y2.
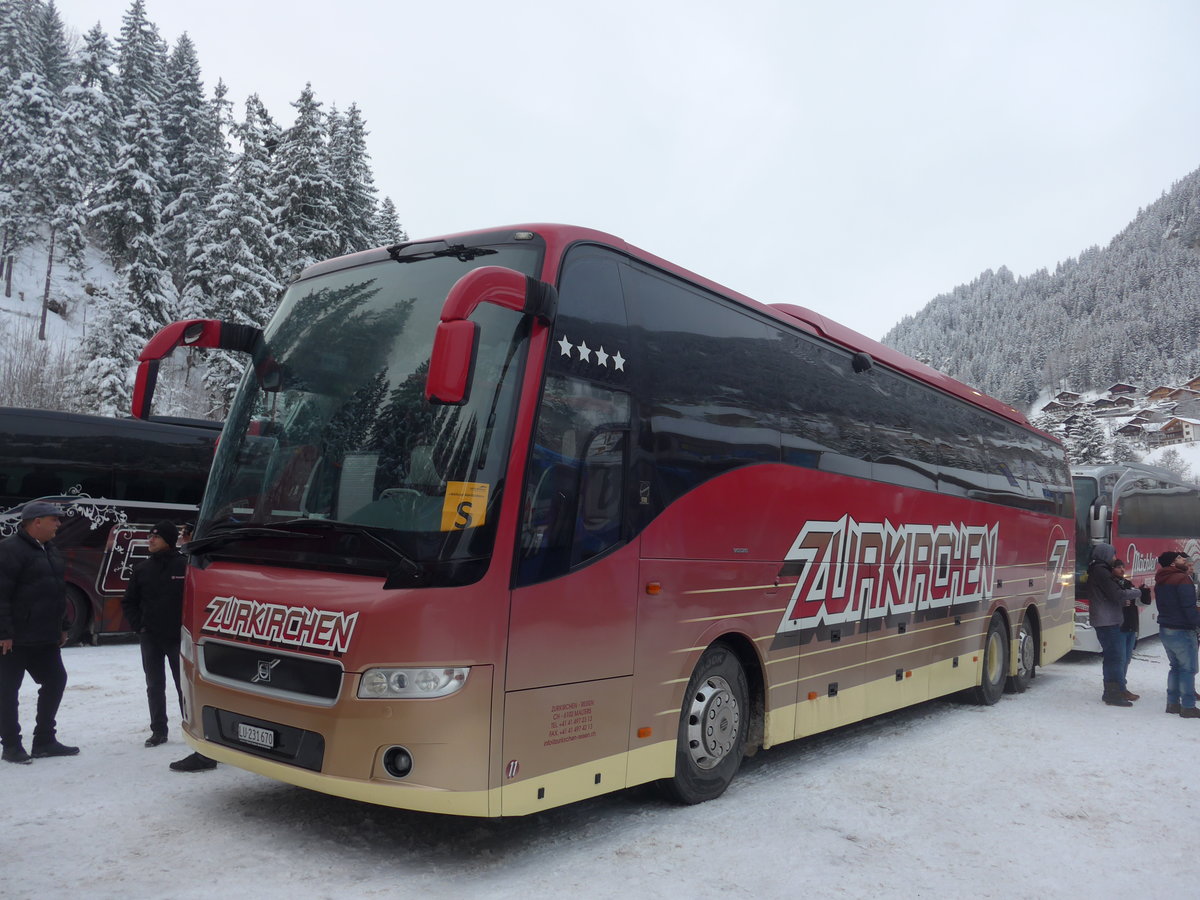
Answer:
201 641 344 702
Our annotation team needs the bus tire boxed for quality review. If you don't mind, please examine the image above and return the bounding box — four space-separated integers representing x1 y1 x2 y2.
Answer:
63 585 90 646
658 643 749 805
970 615 1009 706
1005 617 1036 694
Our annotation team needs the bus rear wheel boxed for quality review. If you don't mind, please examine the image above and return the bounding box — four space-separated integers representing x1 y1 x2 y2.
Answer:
1005 617 1036 694
970 615 1009 706
63 586 91 646
658 643 749 805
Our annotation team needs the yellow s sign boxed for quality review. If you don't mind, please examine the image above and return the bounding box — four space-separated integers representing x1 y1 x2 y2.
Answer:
440 482 490 531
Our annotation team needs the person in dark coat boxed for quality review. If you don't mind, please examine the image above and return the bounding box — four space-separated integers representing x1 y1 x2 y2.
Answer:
1112 558 1152 698
165 522 216 773
1086 542 1142 706
1154 550 1200 718
122 521 186 747
0 501 80 764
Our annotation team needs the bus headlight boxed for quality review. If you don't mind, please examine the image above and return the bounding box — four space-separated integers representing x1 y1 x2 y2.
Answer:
179 627 194 665
357 667 469 699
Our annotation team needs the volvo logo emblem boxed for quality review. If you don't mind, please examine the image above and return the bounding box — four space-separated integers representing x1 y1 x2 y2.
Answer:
252 658 281 684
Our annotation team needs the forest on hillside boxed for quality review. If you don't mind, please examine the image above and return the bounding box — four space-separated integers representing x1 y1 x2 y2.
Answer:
0 0 403 418
883 166 1200 410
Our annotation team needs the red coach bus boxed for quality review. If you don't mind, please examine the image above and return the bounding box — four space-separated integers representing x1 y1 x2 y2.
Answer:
133 225 1075 816
1072 462 1200 651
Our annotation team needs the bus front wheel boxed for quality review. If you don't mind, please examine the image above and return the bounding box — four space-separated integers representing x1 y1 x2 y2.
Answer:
658 643 749 805
970 615 1009 706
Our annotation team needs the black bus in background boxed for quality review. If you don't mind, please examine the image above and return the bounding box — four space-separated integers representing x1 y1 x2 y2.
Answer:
0 407 220 643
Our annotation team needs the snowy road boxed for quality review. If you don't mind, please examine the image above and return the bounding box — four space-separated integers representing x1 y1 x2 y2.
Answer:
3 639 1195 899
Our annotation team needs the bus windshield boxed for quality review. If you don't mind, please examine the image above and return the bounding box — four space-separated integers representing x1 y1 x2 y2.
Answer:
195 241 541 585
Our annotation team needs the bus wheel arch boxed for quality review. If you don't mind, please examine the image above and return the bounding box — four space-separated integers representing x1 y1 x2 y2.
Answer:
720 632 765 756
63 584 92 646
970 611 1010 706
658 639 754 805
1005 607 1040 694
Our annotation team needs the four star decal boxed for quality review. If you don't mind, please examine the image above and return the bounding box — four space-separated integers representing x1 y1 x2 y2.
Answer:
556 335 626 371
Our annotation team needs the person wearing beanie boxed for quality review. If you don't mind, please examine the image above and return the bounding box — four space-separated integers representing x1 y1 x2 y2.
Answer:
122 521 187 747
0 500 80 764
1154 550 1200 718
1086 542 1142 707
1112 558 1152 698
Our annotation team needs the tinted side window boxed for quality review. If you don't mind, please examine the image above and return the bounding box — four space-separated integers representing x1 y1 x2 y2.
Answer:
0 412 215 507
771 331 875 481
1120 490 1200 537
624 264 782 515
110 431 213 504
870 371 939 491
547 246 630 389
516 377 630 586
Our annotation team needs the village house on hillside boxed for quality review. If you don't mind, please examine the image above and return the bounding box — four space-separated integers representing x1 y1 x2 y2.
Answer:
1152 417 1200 447
1037 377 1200 448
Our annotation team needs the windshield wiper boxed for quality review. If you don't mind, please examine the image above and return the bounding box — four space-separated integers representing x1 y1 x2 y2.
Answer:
386 241 497 264
278 518 427 588
186 526 322 555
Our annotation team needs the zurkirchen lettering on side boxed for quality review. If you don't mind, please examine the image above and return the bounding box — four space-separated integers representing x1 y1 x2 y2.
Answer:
776 516 1000 632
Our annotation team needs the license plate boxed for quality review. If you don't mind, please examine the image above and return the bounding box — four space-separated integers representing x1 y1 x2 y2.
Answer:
237 722 276 749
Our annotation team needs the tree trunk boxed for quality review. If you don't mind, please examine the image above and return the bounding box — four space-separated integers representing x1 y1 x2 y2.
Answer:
2 224 10 297
40 225 56 341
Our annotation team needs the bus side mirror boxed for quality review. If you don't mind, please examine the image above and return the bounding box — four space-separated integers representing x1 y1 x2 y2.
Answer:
427 320 480 405
1089 503 1109 542
425 266 556 406
133 319 265 418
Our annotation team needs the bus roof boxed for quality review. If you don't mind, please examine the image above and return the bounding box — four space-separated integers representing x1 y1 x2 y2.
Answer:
300 223 1039 434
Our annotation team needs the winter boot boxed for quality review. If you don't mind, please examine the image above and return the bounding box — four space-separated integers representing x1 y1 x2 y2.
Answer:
31 739 79 758
1102 682 1133 707
2 744 32 764
1166 702 1182 714
1180 707 1200 719
170 752 217 772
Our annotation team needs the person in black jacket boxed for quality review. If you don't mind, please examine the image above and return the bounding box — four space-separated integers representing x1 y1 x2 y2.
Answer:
165 522 216 772
1086 543 1141 706
122 521 187 747
1154 550 1200 717
0 501 80 764
1113 559 1152 699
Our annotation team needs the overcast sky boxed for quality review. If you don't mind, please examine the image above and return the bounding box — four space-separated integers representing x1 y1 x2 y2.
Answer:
54 0 1200 340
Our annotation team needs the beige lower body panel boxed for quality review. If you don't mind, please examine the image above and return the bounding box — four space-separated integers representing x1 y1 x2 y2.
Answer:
1041 620 1074 666
182 732 502 815
178 620 1076 817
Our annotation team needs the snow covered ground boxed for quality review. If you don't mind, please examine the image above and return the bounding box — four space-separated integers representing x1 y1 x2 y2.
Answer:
3 637 1196 899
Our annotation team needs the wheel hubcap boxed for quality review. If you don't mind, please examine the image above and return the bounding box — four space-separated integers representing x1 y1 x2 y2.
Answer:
1016 626 1034 678
985 630 1004 684
685 675 740 770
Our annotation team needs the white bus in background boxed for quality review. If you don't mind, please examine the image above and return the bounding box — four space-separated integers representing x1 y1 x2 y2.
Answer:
1072 462 1200 652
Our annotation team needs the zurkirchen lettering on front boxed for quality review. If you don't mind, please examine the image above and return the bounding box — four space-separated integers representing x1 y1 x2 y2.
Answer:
202 595 358 655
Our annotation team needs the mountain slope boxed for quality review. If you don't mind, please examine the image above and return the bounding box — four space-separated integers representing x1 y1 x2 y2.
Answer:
882 166 1200 409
